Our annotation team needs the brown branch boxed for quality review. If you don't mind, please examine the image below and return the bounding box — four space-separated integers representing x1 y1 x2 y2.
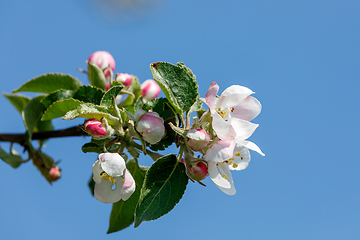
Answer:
0 125 88 144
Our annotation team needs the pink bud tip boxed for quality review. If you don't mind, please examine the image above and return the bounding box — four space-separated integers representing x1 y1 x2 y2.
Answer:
48 167 61 181
188 162 208 181
115 73 132 87
84 119 108 138
88 51 116 79
140 79 161 101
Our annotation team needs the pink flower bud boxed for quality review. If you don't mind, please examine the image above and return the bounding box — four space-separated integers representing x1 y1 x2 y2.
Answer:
105 82 110 91
135 110 165 144
48 167 61 181
188 161 208 181
187 129 210 151
140 79 161 101
84 119 108 138
115 73 132 87
88 51 116 79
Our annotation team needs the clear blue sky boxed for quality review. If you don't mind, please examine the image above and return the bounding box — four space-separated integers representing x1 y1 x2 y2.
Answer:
1 0 360 239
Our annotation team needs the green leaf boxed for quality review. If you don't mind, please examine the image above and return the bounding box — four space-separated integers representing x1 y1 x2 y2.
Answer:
108 159 148 233
22 95 46 141
134 154 188 227
41 98 83 121
100 85 123 107
150 62 200 115
41 90 76 108
3 93 30 114
87 61 106 90
0 145 24 168
73 85 104 105
62 103 119 125
81 143 103 154
118 76 141 111
13 73 82 94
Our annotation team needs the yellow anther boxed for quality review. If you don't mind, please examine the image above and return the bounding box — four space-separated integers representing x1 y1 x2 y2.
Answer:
229 157 234 161
229 160 233 165
122 179 125 183
222 174 228 179
235 152 241 157
219 110 227 119
112 179 116 185
220 162 224 166
233 163 238 168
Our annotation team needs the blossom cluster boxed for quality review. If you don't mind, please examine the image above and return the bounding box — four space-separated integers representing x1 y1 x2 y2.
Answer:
83 51 264 203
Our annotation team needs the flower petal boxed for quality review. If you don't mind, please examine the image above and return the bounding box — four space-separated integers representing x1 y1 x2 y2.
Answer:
208 161 236 195
237 140 265 156
204 140 235 162
229 145 251 171
205 82 219 112
217 85 254 109
230 96 262 121
230 118 258 140
99 153 126 177
212 112 236 140
92 160 102 183
94 178 123 203
120 169 136 201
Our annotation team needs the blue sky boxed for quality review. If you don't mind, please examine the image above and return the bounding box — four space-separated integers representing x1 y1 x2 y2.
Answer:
1 0 360 239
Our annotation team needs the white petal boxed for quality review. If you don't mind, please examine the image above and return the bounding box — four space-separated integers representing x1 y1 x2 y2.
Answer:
238 140 265 156
94 178 123 203
212 112 236 141
205 82 219 111
208 161 236 195
229 145 251 171
204 140 235 162
230 96 262 121
99 153 126 177
92 160 102 183
230 118 258 140
217 85 254 109
120 169 136 201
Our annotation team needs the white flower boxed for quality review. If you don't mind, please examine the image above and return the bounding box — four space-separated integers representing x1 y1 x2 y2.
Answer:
207 144 251 195
92 153 135 203
205 82 264 160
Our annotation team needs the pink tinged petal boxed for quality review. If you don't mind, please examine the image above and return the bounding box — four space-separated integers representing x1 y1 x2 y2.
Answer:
205 82 219 111
141 79 161 101
92 160 102 183
187 129 210 151
229 145 251 171
230 96 262 121
208 161 236 195
230 118 259 140
120 169 136 201
237 140 265 156
216 85 254 109
88 51 116 79
137 114 165 144
94 179 123 203
134 109 146 122
99 153 126 177
212 112 236 140
204 140 236 162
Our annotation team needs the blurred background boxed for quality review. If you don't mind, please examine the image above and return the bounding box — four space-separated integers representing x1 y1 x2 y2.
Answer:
1 0 360 239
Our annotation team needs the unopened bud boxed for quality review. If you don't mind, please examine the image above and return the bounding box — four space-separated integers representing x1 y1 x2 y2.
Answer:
84 119 113 139
187 129 210 151
140 79 161 101
188 161 208 181
115 73 132 87
48 167 61 182
88 51 116 79
135 110 165 144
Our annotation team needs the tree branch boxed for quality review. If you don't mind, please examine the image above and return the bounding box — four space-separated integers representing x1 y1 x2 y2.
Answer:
0 125 88 144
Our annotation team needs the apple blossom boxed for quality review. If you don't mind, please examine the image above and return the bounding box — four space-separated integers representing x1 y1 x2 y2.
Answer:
48 167 61 182
115 73 132 87
88 51 116 79
135 109 165 144
92 153 135 203
186 129 210 151
204 82 264 160
207 144 251 195
140 79 161 101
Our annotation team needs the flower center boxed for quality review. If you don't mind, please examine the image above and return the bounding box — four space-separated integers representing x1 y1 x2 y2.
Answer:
101 173 116 185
